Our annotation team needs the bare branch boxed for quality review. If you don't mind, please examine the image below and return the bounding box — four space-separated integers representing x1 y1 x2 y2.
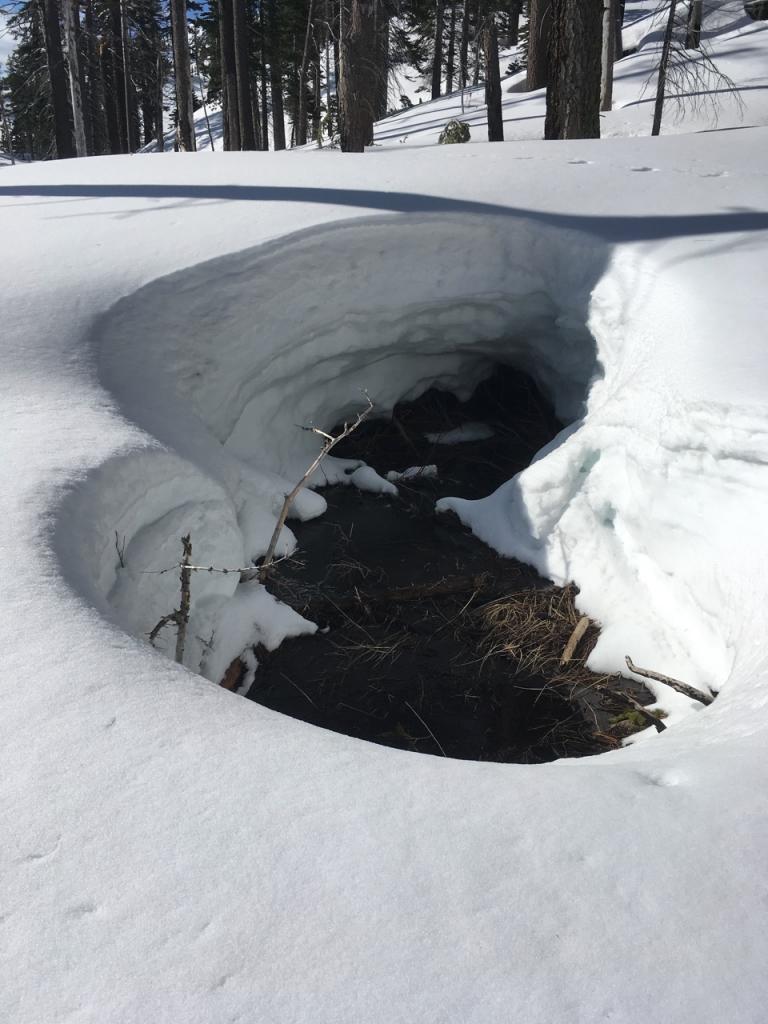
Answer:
259 393 375 581
148 611 179 645
625 655 714 706
114 530 126 569
174 534 192 664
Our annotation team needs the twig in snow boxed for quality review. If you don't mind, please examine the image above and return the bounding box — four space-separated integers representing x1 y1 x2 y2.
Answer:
148 534 193 664
259 392 374 582
404 699 447 757
115 531 126 568
174 535 192 664
625 655 714 706
148 611 179 645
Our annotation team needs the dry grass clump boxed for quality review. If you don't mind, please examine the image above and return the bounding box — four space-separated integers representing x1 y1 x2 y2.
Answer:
475 584 612 693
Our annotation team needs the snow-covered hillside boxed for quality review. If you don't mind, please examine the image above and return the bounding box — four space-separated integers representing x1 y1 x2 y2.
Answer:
2 6 768 1024
160 0 768 152
378 0 768 144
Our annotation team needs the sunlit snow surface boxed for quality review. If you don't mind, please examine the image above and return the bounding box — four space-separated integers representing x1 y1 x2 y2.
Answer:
2 7 768 1023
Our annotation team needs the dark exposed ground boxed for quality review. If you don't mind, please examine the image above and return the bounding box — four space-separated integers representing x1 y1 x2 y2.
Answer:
244 367 656 762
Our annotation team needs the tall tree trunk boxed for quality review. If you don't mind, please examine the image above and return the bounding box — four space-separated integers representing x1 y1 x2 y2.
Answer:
170 0 195 149
101 36 120 152
81 13 95 153
219 0 240 149
260 3 270 148
651 0 677 135
480 6 503 140
120 0 137 150
431 0 444 98
153 20 164 151
109 0 127 150
508 0 520 45
268 0 286 149
459 0 470 88
61 0 86 155
373 3 389 119
233 0 255 148
601 0 616 111
251 80 263 149
297 0 315 145
41 0 76 157
338 0 375 151
615 0 625 57
686 0 703 48
312 56 322 140
445 0 456 92
544 0 602 139
526 0 551 90
325 0 332 109
84 0 108 153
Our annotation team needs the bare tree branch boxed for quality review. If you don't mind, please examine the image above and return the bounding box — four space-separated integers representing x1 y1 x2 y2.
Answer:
625 655 714 706
259 393 374 581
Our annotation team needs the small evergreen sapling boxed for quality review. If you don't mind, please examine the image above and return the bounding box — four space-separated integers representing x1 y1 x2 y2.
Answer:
438 119 470 143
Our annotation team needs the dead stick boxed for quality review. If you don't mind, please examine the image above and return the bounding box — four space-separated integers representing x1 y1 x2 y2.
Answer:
625 655 713 706
174 534 192 664
259 393 374 581
561 615 590 665
148 611 179 646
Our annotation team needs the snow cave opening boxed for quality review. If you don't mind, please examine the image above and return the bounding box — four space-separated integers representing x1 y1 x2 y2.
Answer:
237 359 655 763
88 214 663 762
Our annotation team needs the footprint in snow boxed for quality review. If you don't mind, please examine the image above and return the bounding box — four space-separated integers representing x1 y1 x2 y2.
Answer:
65 901 98 918
18 836 61 863
631 166 660 173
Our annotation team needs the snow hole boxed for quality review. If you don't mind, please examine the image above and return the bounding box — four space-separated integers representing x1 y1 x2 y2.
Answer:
60 213 659 761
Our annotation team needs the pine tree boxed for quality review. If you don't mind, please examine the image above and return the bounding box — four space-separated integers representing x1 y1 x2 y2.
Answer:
544 0 601 138
170 0 196 148
41 0 77 156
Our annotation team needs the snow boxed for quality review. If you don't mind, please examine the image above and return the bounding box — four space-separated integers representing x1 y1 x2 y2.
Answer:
386 464 438 481
346 464 399 495
2 5 768 1022
425 422 495 444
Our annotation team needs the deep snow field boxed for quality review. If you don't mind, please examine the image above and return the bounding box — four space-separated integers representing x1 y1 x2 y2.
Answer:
2 4 768 1023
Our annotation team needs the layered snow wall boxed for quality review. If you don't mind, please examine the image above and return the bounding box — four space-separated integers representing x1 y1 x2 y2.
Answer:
61 210 744 721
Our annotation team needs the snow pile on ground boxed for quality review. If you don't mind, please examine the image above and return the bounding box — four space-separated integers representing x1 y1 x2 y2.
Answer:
2 29 768 1024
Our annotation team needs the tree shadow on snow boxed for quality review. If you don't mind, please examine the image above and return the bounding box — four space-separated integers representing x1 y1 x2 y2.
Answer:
1 182 767 243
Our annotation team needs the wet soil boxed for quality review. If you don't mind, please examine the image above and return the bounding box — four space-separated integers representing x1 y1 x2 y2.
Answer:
245 367 653 762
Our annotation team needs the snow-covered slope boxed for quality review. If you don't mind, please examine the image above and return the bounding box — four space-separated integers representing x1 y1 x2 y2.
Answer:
377 0 768 145
2 119 768 1021
154 0 768 153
